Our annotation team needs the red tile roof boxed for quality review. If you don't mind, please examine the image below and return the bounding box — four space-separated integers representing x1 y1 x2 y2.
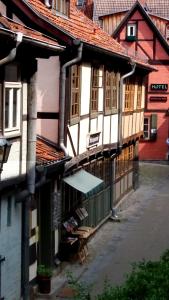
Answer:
0 14 61 48
94 0 169 22
36 138 65 165
26 0 126 55
25 0 151 67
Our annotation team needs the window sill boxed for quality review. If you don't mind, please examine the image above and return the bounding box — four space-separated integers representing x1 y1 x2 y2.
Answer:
104 108 118 116
53 9 69 19
126 36 136 42
69 117 80 126
4 131 21 139
90 112 98 119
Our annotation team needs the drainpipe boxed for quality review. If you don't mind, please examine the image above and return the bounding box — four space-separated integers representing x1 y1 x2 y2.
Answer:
118 61 136 153
59 41 83 156
0 32 23 66
111 61 136 219
22 59 38 300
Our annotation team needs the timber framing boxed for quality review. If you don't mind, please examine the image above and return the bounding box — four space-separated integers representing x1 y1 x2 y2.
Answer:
112 1 169 55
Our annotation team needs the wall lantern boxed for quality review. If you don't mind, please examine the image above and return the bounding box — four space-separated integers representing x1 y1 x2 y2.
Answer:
0 137 12 174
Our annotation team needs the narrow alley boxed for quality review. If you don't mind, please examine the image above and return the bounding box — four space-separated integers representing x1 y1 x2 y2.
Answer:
52 162 169 299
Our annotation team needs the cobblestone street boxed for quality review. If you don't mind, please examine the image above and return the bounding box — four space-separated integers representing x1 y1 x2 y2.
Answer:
37 162 169 299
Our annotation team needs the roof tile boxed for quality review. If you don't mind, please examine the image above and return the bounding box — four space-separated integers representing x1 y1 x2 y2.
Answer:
0 14 60 47
36 138 65 165
26 0 150 66
93 0 169 21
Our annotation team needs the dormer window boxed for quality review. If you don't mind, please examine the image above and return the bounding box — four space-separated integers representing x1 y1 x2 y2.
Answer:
126 23 137 41
52 0 69 17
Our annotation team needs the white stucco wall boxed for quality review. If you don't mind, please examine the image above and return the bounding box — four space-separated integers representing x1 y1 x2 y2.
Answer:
111 114 118 143
36 57 60 142
67 124 79 157
0 195 22 300
79 118 90 153
2 141 21 180
103 116 111 144
81 64 91 116
0 1 6 15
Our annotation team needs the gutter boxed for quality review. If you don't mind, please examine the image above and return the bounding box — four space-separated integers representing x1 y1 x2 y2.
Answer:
59 41 83 156
0 27 64 52
83 42 130 63
118 61 136 153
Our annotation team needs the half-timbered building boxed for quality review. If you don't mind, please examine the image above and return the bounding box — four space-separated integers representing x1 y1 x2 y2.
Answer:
0 12 64 300
93 0 169 161
0 0 153 297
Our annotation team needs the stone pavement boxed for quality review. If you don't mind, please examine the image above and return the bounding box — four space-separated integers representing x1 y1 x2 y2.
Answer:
36 162 169 299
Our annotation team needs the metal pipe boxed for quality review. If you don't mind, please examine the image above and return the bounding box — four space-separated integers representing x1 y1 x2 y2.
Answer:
22 61 38 300
59 42 83 156
118 61 136 152
0 32 23 66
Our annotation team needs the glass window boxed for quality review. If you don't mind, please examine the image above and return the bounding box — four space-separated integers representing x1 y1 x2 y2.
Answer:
105 70 119 113
4 83 21 133
52 0 69 16
125 77 135 111
137 77 142 109
91 67 102 114
143 117 150 139
70 65 81 121
127 24 137 37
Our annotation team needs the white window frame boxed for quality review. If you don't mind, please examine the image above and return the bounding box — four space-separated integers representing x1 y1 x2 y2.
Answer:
52 0 69 16
143 117 150 140
127 23 137 37
4 81 21 135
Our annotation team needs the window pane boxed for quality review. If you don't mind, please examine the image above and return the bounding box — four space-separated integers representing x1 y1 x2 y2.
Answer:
71 65 80 118
144 118 150 139
4 86 20 132
13 89 17 127
5 88 10 129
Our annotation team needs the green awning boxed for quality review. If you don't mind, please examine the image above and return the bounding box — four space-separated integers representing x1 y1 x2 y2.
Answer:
63 169 103 198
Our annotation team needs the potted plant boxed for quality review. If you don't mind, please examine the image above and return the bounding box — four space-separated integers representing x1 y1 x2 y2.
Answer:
37 264 52 294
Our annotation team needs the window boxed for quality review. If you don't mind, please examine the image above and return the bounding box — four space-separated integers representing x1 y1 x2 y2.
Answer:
143 117 150 139
143 114 157 140
104 70 119 114
115 146 134 178
125 77 135 111
52 0 69 16
70 65 81 121
4 83 21 133
1 64 21 136
128 145 134 169
126 23 137 41
91 67 102 114
137 77 142 109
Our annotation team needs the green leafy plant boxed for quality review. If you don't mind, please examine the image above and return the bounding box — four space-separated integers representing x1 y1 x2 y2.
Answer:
37 264 52 277
67 271 92 300
67 249 169 300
